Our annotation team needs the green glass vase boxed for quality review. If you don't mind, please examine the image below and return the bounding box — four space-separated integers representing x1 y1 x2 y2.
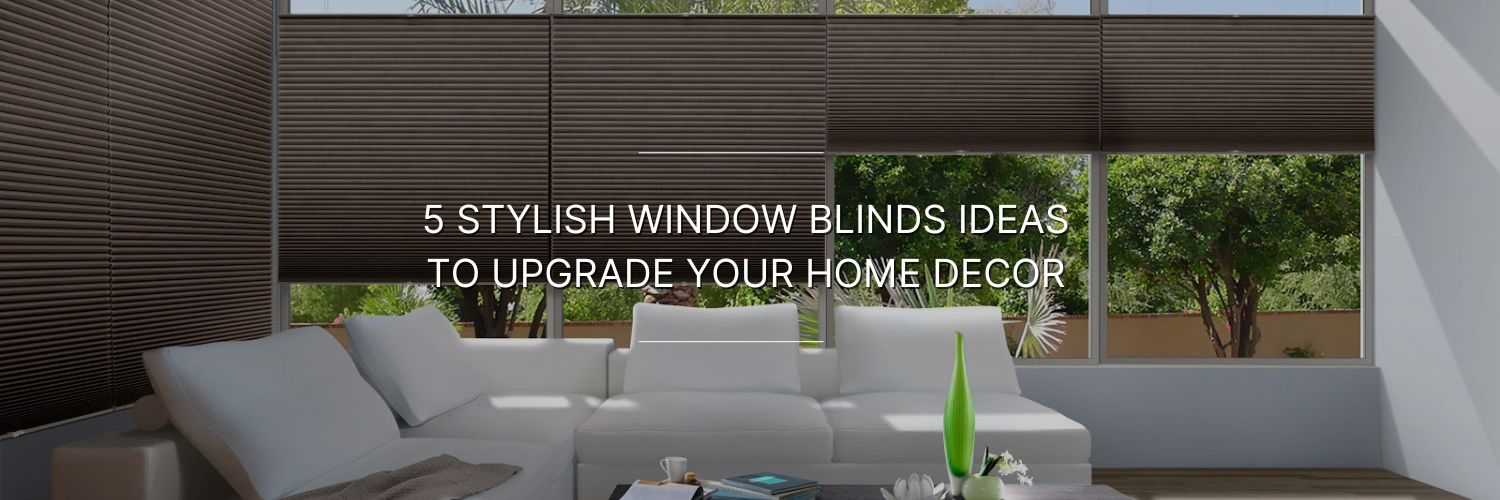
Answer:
944 331 975 498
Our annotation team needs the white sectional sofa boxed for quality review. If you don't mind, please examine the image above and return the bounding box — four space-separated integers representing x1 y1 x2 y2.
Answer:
52 304 1090 500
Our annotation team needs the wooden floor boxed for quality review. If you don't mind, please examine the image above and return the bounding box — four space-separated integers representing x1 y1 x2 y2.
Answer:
1093 469 1469 499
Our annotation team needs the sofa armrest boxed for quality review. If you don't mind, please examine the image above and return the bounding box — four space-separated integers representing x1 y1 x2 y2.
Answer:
51 429 233 500
461 338 614 399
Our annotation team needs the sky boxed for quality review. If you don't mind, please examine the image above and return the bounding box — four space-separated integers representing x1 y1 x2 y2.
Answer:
293 0 1364 14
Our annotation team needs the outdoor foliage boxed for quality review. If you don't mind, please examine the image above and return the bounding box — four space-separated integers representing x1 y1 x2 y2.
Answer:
291 153 1359 358
1108 154 1361 357
289 284 546 337
834 154 1091 318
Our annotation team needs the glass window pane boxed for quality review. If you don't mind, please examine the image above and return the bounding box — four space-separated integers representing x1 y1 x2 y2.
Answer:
1108 0 1362 15
833 155 1091 359
563 285 818 347
836 0 1090 14
564 0 818 14
289 284 551 345
291 0 546 14
1106 155 1362 358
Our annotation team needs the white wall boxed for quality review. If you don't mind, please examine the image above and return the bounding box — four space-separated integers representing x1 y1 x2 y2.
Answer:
1374 1 1500 498
1018 366 1381 468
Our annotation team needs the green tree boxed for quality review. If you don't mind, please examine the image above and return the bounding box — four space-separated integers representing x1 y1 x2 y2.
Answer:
289 285 369 323
1107 154 1360 357
834 154 1090 317
430 285 548 338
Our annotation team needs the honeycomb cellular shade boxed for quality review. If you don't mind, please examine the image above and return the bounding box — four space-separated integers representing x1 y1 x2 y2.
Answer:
0 0 113 433
276 17 551 282
827 16 1102 153
107 0 275 404
0 0 273 433
1101 16 1375 152
550 16 828 283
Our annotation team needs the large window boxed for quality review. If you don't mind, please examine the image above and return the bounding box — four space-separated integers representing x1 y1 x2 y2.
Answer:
290 284 550 344
834 155 1091 359
1107 155 1362 359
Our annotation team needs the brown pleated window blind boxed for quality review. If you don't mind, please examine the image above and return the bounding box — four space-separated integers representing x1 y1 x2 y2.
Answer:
0 0 113 433
108 0 274 403
277 17 551 282
552 17 827 281
1102 16 1375 152
828 17 1101 154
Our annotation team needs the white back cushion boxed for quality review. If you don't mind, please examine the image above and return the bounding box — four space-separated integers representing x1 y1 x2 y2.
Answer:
608 348 841 400
143 327 398 500
625 303 801 394
343 306 487 425
835 306 1020 395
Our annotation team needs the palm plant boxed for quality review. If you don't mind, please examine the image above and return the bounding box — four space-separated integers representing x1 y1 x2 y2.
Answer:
1011 244 1067 358
784 285 884 344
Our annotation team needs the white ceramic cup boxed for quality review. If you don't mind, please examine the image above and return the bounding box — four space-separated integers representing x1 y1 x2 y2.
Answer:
660 456 688 483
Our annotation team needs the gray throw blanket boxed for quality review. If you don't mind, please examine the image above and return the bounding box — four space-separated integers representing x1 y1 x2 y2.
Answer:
285 454 521 500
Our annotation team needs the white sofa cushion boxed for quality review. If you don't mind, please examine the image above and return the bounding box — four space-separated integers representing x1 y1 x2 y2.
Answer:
142 327 399 500
343 306 487 425
400 393 602 446
576 391 833 465
835 306 1020 395
822 392 1090 464
288 438 571 500
625 303 801 394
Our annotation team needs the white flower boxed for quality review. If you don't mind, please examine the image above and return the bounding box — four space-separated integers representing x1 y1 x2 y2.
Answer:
880 474 946 500
1000 451 1015 462
1018 475 1034 486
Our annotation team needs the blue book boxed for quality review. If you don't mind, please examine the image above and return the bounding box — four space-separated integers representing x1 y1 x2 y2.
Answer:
721 473 818 495
710 487 819 500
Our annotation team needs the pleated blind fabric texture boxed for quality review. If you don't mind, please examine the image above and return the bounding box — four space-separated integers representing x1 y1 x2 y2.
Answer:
551 17 828 281
0 0 272 432
0 0 114 432
827 16 1101 153
107 0 274 404
1101 16 1376 152
277 17 551 282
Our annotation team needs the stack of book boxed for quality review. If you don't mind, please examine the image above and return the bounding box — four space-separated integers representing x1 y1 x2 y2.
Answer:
705 472 821 500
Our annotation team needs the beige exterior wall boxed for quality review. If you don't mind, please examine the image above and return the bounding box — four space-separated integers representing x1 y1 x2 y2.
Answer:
1106 310 1360 358
298 309 1358 359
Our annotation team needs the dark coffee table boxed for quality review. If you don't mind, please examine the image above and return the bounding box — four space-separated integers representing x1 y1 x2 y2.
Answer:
607 484 1131 500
